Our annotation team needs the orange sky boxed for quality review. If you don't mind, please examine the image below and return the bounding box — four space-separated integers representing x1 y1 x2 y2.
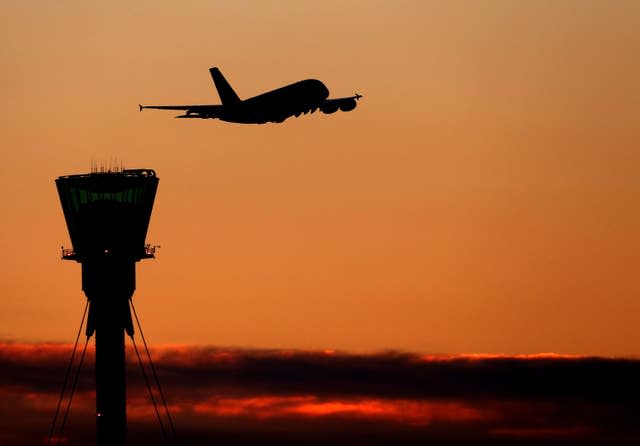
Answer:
1 1 639 355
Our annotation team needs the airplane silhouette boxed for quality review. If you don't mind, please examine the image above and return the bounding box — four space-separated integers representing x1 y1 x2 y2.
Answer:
139 67 362 124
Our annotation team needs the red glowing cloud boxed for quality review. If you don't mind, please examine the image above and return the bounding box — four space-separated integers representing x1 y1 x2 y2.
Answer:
180 395 488 426
1 341 638 446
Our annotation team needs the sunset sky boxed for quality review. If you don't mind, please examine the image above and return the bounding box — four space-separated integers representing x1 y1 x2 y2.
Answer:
3 0 638 355
2 1 640 444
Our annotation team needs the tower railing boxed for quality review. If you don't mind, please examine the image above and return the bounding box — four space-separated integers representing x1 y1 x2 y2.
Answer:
61 244 159 261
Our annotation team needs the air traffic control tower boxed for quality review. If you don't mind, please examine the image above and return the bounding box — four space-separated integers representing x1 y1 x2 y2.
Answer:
56 168 159 446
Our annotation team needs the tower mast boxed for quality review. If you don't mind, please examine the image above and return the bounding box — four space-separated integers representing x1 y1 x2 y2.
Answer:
56 168 159 446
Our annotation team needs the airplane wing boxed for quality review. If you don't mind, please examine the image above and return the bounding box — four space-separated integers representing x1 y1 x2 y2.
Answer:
139 104 222 119
318 94 362 114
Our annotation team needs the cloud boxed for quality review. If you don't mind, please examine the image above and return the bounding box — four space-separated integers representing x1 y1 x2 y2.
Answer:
1 341 639 445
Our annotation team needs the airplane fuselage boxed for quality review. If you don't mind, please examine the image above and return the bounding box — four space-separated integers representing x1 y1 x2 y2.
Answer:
140 67 361 124
217 79 330 124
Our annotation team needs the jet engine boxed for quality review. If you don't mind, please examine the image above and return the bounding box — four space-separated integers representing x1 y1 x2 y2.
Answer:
320 103 339 114
339 98 357 112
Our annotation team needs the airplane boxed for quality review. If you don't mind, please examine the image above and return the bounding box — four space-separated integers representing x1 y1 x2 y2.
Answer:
139 67 362 124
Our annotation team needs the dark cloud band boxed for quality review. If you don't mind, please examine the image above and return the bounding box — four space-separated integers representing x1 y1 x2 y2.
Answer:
1 342 638 446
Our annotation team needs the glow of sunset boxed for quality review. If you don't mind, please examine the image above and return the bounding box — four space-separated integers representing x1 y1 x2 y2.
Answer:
1 1 638 355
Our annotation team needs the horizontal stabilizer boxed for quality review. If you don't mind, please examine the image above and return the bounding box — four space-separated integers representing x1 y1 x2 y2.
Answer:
140 104 192 110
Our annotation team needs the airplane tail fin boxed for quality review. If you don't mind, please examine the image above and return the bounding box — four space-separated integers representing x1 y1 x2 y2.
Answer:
209 67 241 105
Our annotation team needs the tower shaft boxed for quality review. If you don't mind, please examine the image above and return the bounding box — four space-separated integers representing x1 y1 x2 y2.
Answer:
83 260 135 446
